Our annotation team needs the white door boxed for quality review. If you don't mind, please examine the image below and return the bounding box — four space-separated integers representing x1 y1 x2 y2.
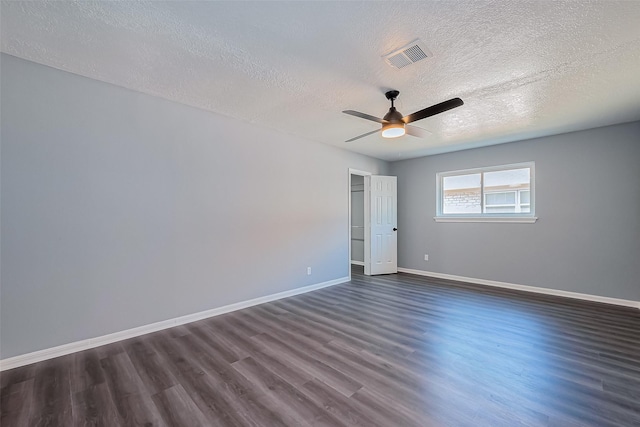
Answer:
365 175 397 275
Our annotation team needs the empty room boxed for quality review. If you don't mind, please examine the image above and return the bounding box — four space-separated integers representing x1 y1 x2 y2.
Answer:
1 1 639 426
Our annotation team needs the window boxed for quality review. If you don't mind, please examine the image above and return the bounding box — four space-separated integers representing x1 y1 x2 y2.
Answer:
436 162 536 223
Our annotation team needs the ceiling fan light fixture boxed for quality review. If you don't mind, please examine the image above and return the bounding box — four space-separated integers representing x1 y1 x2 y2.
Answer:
381 123 405 138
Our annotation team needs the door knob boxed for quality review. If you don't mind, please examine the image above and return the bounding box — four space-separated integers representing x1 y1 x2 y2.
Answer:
393 228 398 231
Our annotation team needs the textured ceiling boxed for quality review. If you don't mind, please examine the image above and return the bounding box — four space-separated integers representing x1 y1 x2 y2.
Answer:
2 1 640 161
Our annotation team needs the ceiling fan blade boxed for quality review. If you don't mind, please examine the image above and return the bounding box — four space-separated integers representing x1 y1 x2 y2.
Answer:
402 98 464 124
343 110 388 124
345 129 380 143
405 125 432 139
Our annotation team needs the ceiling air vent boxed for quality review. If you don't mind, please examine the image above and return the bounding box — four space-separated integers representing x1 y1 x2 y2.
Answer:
382 39 432 69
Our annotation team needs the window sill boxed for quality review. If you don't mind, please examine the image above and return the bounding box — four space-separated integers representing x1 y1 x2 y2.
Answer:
433 216 538 223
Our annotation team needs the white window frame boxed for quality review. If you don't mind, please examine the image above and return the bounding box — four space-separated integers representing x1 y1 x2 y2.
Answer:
435 162 537 223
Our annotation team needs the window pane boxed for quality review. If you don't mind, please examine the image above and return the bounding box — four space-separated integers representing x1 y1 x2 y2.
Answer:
486 191 516 206
484 168 530 194
520 190 530 204
443 173 481 214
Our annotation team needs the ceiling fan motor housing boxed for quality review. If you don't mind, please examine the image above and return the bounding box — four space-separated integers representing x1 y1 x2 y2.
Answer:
383 107 404 123
384 90 404 124
382 91 405 138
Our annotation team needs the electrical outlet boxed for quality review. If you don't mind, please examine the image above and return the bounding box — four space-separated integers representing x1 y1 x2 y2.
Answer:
307 267 312 275
424 254 429 261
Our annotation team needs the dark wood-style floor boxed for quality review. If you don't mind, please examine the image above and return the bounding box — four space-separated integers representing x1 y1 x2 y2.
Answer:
2 266 639 426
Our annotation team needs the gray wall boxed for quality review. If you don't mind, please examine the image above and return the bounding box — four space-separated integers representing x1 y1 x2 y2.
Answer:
350 175 364 262
0 54 388 359
390 121 640 302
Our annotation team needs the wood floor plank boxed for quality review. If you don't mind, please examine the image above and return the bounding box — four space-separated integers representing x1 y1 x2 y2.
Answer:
147 334 232 425
350 386 440 427
2 265 639 426
300 378 385 427
155 331 288 427
250 332 364 398
0 378 34 427
29 356 74 426
232 356 348 427
72 382 121 426
274 299 417 359
250 349 313 388
186 325 240 364
71 349 105 394
196 321 263 361
99 352 165 426
0 363 36 390
201 364 292 427
94 341 125 360
122 336 178 395
151 384 211 427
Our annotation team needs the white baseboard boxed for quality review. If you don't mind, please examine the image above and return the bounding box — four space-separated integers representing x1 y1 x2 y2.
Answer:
0 276 349 371
397 268 640 310
350 260 364 266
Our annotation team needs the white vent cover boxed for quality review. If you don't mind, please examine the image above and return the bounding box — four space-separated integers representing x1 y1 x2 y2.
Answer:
382 39 432 69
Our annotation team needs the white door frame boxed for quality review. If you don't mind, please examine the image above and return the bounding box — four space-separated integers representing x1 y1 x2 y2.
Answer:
348 168 372 280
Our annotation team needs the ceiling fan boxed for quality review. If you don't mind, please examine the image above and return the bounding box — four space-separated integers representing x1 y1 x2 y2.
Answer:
342 90 464 142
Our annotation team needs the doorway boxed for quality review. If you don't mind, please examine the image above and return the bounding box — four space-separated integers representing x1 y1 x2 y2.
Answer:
348 169 371 280
350 175 365 266
348 169 398 279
